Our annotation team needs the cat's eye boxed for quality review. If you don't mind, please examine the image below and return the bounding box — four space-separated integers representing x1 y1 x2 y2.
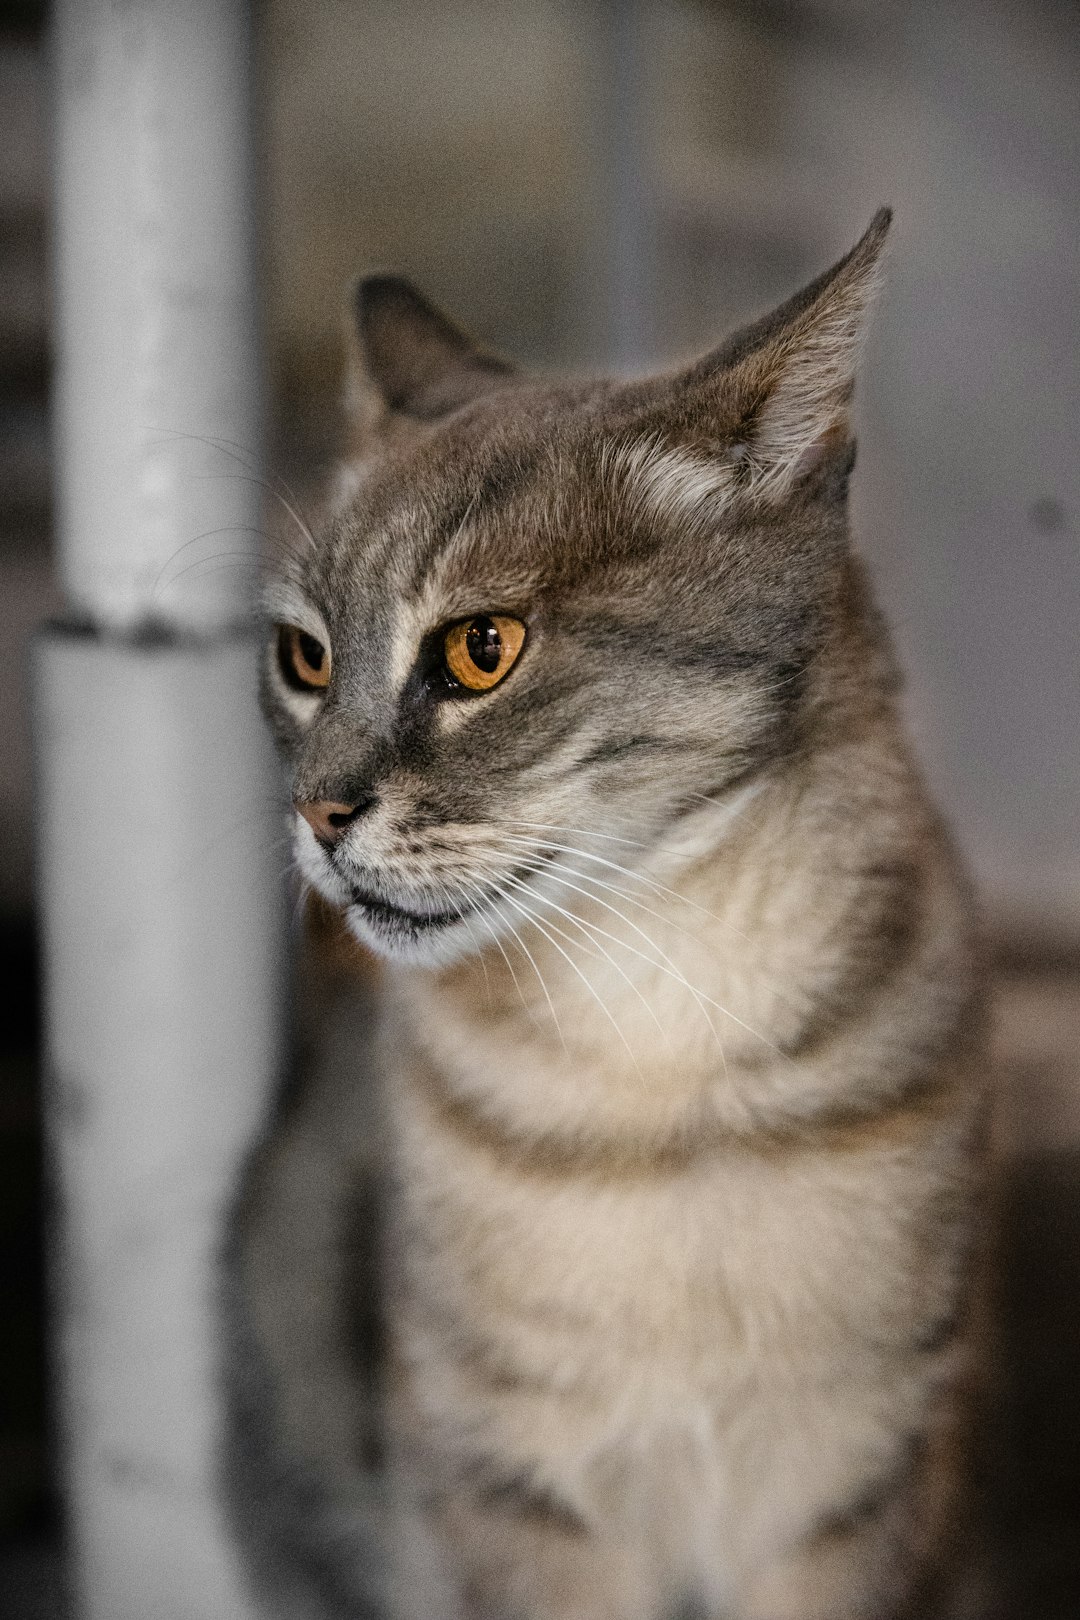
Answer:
277 623 331 692
443 615 526 692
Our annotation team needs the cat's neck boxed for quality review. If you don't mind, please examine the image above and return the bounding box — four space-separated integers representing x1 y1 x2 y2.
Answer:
391 694 934 1160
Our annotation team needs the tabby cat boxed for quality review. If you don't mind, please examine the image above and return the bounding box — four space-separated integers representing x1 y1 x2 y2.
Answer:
229 210 990 1620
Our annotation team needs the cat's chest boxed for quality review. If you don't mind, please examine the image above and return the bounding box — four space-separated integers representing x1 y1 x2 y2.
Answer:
393 1071 939 1404
390 1084 946 1594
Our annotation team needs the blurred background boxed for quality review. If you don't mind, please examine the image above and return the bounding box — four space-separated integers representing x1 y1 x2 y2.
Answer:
1 0 1078 1614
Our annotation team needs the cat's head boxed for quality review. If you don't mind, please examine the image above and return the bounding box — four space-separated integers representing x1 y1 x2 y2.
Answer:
264 210 891 966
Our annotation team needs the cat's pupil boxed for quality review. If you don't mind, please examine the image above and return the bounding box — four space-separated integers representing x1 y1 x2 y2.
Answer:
298 631 324 672
465 617 502 674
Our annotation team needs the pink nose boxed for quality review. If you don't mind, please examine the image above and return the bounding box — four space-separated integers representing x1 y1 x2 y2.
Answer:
294 798 372 847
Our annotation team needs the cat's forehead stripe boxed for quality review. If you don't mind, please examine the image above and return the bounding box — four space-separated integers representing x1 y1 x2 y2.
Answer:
363 439 742 707
400 442 547 602
388 595 431 694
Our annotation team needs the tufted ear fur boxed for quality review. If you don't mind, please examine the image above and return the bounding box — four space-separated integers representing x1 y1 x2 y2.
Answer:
682 208 892 501
346 275 514 438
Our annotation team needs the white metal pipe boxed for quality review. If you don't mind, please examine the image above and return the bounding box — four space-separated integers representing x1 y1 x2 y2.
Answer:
41 1 282 1614
52 0 262 633
35 636 282 1619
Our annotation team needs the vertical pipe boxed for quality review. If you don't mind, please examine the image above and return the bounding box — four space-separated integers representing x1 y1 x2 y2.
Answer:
40 2 281 1615
51 0 262 631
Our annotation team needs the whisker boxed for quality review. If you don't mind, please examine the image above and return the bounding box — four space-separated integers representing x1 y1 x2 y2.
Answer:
492 835 791 1066
473 876 571 1058
150 524 295 603
500 872 673 1053
149 427 319 554
508 788 762 871
431 871 493 1004
497 837 803 1024
499 893 607 968
471 903 546 1035
498 887 644 1082
150 553 266 603
445 862 547 1029
195 470 318 556
508 832 807 1024
509 818 651 851
502 829 756 947
504 855 729 1076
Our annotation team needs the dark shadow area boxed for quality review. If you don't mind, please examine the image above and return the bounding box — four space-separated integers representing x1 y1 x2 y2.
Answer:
992 1151 1080 1617
0 917 65 1618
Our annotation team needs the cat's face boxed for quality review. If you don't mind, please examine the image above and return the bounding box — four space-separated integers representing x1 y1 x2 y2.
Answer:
263 215 889 966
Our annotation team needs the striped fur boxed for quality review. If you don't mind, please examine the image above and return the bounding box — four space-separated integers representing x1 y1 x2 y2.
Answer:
230 212 992 1620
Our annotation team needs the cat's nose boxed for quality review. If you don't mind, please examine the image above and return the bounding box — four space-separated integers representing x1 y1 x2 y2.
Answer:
294 796 376 848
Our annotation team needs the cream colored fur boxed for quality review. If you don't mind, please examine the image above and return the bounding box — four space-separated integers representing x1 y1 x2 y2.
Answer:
239 213 990 1620
378 714 986 1620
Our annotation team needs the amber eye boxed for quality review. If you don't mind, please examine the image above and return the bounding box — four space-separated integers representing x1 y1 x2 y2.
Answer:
443 614 526 692
277 623 331 691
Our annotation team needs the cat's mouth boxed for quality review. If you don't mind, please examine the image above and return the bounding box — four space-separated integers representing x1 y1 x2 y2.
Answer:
348 884 468 934
343 849 558 954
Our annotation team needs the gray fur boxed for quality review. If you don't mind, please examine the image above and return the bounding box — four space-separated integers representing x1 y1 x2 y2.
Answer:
228 211 989 1619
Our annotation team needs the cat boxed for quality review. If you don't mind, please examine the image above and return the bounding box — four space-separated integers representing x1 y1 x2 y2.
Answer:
227 209 991 1620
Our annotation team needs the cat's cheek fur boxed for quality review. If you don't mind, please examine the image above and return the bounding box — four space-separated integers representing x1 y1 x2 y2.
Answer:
292 817 353 909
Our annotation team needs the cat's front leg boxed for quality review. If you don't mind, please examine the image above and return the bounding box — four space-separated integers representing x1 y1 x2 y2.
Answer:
739 1384 980 1620
421 1480 667 1620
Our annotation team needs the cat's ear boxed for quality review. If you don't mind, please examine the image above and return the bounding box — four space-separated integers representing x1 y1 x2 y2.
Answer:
685 209 892 499
346 276 514 434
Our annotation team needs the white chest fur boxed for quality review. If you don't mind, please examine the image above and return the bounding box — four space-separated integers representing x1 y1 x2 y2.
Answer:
391 1043 961 1596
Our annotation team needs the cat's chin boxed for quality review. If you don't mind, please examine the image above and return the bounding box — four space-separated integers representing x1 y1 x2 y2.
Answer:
294 835 485 966
342 895 480 968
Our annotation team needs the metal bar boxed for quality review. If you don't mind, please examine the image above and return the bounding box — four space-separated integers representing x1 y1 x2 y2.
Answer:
51 0 262 632
41 2 282 1613
35 633 282 1619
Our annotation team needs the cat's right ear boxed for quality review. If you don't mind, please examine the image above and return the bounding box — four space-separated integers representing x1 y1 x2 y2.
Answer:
675 209 892 502
346 276 514 439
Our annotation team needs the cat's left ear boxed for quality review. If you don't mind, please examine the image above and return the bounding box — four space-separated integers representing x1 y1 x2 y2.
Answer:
684 208 892 500
346 276 514 436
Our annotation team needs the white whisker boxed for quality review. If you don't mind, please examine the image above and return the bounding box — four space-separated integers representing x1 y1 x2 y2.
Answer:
488 832 792 1065
497 888 644 1082
152 426 319 555
500 872 673 1054
497 838 803 1025
432 872 493 1004
474 877 571 1059
503 829 756 947
504 855 730 1077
